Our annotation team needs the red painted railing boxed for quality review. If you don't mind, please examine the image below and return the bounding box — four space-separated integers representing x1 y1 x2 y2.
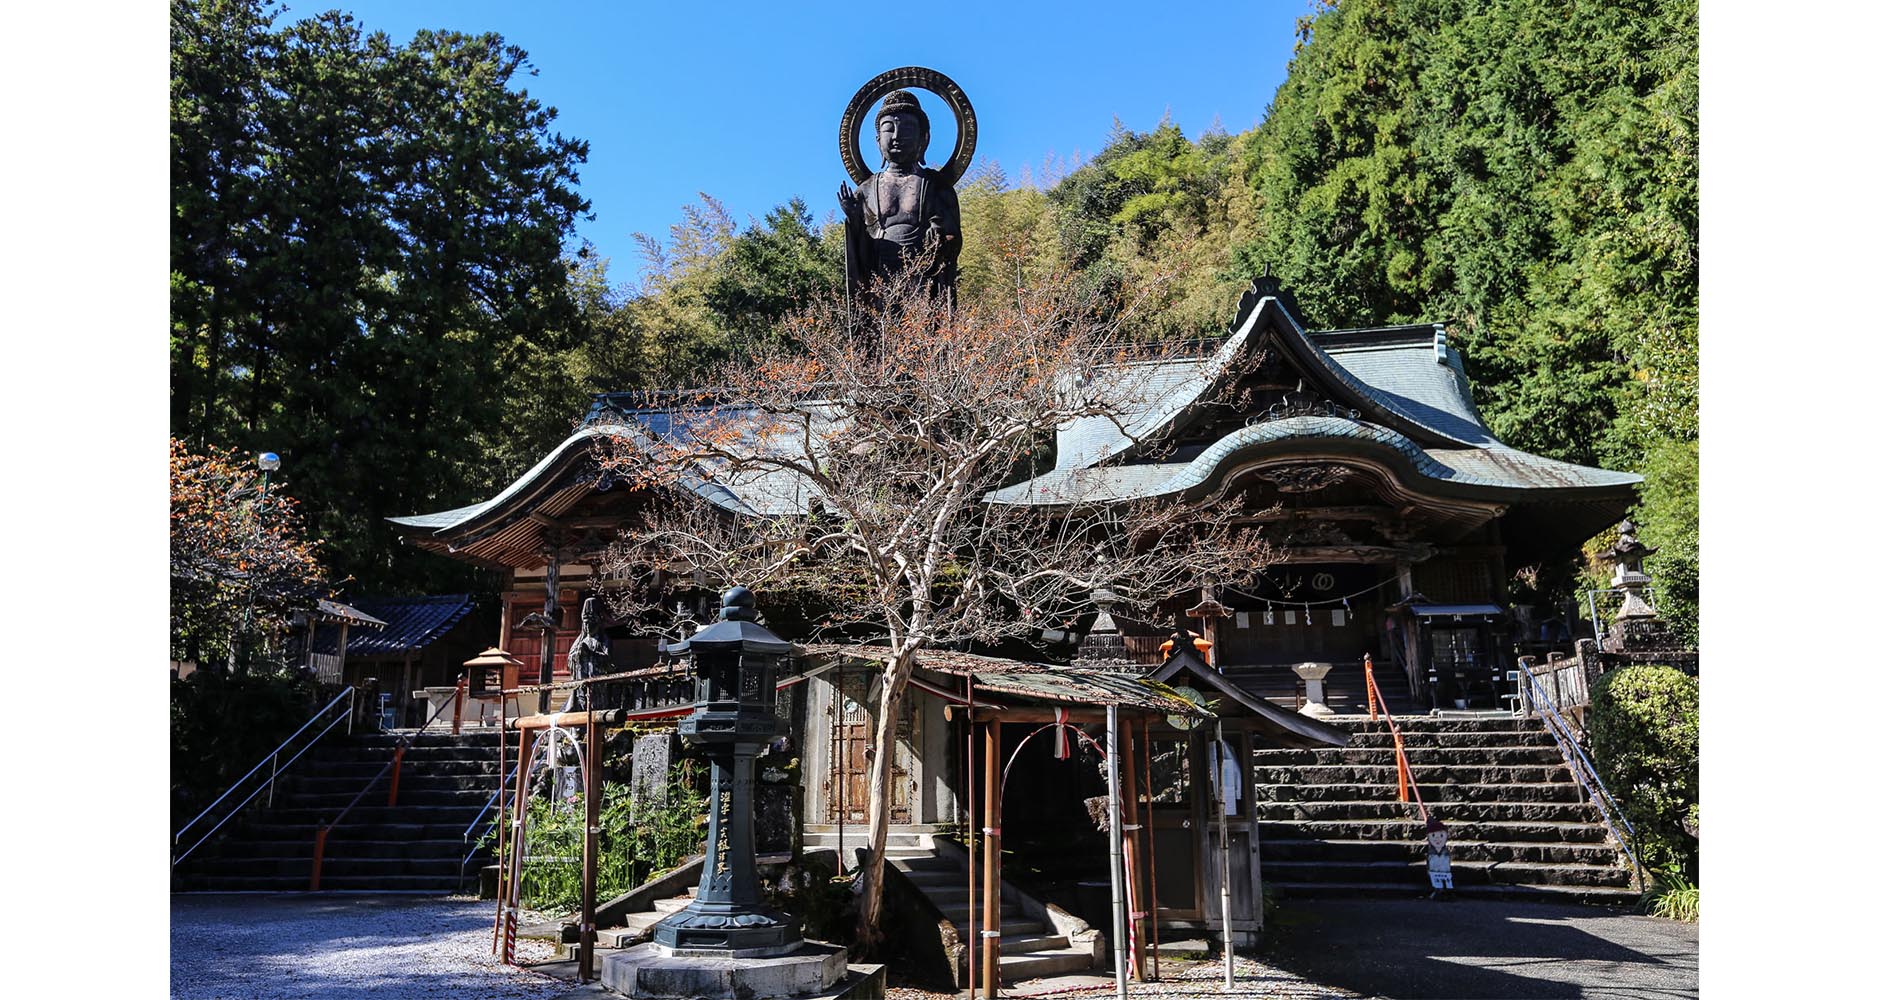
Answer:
1363 653 1428 821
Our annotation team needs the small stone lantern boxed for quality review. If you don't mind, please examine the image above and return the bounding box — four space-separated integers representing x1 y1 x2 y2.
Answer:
1291 661 1335 717
652 586 798 956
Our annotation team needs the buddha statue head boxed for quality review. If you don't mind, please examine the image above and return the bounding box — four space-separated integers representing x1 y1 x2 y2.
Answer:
874 90 929 170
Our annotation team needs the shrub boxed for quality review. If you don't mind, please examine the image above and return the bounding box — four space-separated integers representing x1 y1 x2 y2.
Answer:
1587 664 1698 877
512 763 709 914
171 667 322 829
1643 865 1699 922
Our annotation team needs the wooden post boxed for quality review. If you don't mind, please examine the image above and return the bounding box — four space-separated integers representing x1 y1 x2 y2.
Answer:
452 674 466 735
503 725 532 965
578 719 601 981
1119 722 1147 982
1142 718 1161 982
982 718 1001 999
493 693 509 953
539 543 560 714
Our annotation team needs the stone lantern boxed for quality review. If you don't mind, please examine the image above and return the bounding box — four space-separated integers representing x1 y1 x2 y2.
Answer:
652 585 799 956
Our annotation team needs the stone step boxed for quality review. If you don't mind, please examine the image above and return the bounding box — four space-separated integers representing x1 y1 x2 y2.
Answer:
171 873 466 892
651 896 693 915
997 947 1094 980
1262 858 1633 888
1260 818 1613 844
182 855 473 878
256 805 501 826
1259 799 1596 824
300 760 504 779
947 917 1047 940
1271 880 1642 905
1306 717 1547 735
351 732 508 748
207 837 478 860
889 856 960 874
240 819 477 839
1260 746 1566 767
1255 763 1574 785
1259 838 1620 866
275 788 499 809
314 746 508 763
1256 782 1584 804
289 774 503 794
1338 731 1555 749
997 932 1072 954
901 868 965 887
936 901 1024 923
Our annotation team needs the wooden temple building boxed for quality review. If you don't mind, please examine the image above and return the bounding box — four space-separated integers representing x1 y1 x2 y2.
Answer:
388 277 1640 959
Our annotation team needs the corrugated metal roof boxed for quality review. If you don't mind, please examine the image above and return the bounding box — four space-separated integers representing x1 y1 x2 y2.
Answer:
803 643 1207 716
329 594 475 657
312 599 386 628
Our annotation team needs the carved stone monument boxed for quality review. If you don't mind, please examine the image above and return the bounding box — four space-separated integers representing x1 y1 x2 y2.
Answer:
837 67 976 306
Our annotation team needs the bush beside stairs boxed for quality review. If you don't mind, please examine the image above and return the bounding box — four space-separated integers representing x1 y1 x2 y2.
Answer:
173 730 503 892
1255 717 1642 904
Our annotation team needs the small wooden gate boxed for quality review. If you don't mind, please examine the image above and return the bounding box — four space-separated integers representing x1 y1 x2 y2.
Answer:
824 666 914 824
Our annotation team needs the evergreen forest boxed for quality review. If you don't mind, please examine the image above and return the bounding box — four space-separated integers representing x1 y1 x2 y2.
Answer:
171 0 1697 631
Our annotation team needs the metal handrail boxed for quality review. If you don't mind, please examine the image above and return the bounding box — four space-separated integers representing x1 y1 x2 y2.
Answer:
1363 653 1427 821
459 761 521 881
173 686 356 868
310 673 466 889
1522 667 1649 890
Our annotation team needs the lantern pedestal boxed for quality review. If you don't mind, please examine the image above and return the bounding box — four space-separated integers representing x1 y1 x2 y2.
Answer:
603 941 856 999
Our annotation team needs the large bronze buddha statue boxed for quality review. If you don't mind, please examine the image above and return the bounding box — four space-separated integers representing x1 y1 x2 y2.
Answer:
837 90 962 305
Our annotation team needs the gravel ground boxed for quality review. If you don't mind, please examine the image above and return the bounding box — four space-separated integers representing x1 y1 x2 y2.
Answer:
889 955 1364 999
171 894 570 1000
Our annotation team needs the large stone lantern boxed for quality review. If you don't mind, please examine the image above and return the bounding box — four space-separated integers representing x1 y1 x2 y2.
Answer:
652 586 799 956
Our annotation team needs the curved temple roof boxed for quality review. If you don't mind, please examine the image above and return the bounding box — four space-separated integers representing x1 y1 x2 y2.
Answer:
995 278 1639 507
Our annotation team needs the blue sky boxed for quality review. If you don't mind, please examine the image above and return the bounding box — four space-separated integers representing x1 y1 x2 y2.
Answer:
277 1 1313 288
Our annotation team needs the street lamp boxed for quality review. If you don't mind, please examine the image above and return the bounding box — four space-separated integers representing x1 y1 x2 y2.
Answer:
257 451 281 493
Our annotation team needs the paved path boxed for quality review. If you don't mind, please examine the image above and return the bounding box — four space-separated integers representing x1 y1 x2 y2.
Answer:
1262 898 1697 999
171 895 568 1000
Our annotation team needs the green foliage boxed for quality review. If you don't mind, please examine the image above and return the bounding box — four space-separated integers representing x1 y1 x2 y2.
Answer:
171 0 589 593
1236 0 1698 618
512 765 708 914
1587 664 1698 875
1639 439 1698 644
1642 865 1698 922
171 667 322 827
171 439 327 666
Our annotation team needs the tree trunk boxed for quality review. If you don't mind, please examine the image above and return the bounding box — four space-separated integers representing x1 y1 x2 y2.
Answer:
855 649 917 947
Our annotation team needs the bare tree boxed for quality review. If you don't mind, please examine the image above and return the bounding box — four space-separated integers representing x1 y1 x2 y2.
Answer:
591 254 1271 940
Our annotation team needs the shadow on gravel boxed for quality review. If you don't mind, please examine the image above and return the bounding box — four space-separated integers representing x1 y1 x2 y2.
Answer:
1262 897 1697 1000
171 894 564 1000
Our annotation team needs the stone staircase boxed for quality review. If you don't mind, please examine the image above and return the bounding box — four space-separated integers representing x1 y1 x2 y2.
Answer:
808 827 1097 983
172 730 503 892
1255 717 1640 904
